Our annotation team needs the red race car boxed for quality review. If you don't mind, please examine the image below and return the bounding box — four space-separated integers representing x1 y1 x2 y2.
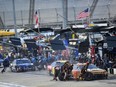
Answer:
72 63 108 81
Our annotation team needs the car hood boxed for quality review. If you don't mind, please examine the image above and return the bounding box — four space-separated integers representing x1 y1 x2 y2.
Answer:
87 68 107 74
0 59 3 62
17 63 33 66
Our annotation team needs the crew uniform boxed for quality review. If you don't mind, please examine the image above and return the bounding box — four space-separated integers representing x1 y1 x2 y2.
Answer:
59 62 69 81
1 58 10 73
79 62 90 79
53 66 60 81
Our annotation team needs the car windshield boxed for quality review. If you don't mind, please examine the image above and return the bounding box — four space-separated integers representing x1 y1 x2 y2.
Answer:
51 62 65 67
77 64 98 70
56 62 64 67
77 65 84 70
88 64 98 69
16 60 30 64
0 58 3 61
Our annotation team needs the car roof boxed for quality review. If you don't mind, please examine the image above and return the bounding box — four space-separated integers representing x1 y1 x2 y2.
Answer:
77 63 87 66
14 58 29 61
0 58 3 60
56 60 68 63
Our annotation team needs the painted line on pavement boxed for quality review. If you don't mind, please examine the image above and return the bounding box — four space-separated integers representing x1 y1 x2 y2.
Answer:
0 82 27 87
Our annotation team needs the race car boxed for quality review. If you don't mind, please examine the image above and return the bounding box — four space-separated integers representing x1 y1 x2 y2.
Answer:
0 58 3 67
10 58 35 72
47 60 68 75
72 63 108 81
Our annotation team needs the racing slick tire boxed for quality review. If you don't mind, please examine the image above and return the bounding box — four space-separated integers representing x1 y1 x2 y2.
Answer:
49 70 52 76
10 67 14 72
32 66 36 71
84 72 93 81
104 74 108 79
58 72 65 81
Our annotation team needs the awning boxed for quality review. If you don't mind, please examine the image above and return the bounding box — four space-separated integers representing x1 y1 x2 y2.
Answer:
10 37 22 46
50 40 66 50
59 26 116 33
50 34 66 50
106 36 116 47
24 39 38 49
78 37 89 53
0 31 15 36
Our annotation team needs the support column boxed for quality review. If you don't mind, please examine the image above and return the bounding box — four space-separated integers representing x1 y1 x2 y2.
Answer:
21 10 24 26
29 0 35 27
38 9 41 28
62 0 68 29
89 34 95 63
12 0 17 37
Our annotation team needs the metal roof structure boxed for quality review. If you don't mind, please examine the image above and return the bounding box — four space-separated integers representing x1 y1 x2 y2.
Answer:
0 0 116 29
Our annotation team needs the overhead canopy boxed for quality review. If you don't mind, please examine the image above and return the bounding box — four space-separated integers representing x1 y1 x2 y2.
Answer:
20 28 54 33
78 37 89 53
10 37 22 46
0 30 15 37
109 48 116 54
50 40 66 50
24 39 38 49
50 34 66 50
106 36 116 48
59 26 116 33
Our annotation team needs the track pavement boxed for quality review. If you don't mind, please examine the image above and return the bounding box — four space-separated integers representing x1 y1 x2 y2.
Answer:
0 68 116 87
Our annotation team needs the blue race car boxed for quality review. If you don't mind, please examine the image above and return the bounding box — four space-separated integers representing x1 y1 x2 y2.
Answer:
10 58 35 72
0 58 3 67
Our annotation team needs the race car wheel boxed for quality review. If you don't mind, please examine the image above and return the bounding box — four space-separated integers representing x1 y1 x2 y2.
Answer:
32 66 36 71
15 67 19 72
104 74 108 79
58 72 65 81
84 72 93 81
10 67 14 72
49 70 52 76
